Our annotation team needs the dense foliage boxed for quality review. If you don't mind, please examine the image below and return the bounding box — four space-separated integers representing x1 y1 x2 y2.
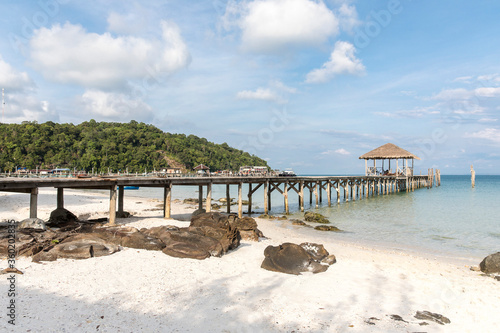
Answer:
0 120 269 173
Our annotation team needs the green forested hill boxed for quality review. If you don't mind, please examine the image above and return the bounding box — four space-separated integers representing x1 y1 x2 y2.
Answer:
0 120 269 173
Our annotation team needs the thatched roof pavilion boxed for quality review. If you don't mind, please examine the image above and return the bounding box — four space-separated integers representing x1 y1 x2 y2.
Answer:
359 143 420 176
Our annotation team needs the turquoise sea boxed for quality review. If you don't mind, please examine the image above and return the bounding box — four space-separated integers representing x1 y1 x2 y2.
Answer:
131 175 500 261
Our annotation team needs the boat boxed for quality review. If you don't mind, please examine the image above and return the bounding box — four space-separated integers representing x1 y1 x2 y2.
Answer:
279 170 296 177
124 186 139 190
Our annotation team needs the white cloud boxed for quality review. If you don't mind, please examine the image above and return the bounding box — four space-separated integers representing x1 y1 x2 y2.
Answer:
271 80 297 94
78 90 154 121
466 128 500 143
375 106 440 119
1 93 58 123
453 76 473 83
321 148 351 155
225 0 339 53
474 87 500 97
29 21 190 90
107 12 149 35
305 41 365 83
337 4 360 33
236 88 283 103
478 118 498 123
433 88 473 101
0 55 34 92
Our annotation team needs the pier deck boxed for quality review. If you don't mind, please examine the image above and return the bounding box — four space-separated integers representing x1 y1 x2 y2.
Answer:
0 173 437 224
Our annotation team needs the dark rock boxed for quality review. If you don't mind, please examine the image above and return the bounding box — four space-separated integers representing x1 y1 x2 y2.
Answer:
160 229 223 259
290 219 307 226
96 226 165 251
389 314 407 323
314 225 341 232
211 204 221 210
304 212 330 224
261 242 333 275
192 208 206 217
231 216 264 241
300 242 329 261
258 214 271 219
116 211 131 218
414 311 450 325
321 254 337 265
494 276 500 281
32 234 120 262
19 218 47 230
365 317 379 325
277 215 288 220
183 198 199 205
46 208 79 228
479 252 500 274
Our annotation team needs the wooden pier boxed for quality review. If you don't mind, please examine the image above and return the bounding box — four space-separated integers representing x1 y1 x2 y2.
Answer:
0 172 437 225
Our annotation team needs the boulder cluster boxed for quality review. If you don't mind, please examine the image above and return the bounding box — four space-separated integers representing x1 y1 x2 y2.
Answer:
0 211 264 262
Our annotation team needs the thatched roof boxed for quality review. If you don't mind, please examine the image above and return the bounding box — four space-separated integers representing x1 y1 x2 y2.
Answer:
359 143 420 160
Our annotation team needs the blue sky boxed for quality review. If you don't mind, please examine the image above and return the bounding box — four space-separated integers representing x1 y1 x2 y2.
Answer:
1 0 500 175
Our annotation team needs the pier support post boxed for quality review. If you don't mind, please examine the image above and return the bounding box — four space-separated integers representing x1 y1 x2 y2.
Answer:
248 183 252 215
268 183 272 211
284 182 289 214
226 184 231 214
118 185 124 216
198 185 203 210
299 181 304 212
319 181 323 203
57 188 64 209
264 181 269 214
314 183 319 208
206 183 212 212
327 182 331 207
163 183 171 219
238 182 243 218
30 188 38 219
336 185 340 204
109 185 117 226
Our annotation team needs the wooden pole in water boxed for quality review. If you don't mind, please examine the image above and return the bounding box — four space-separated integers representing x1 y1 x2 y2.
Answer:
319 181 323 203
238 182 243 218
471 165 475 188
30 188 38 218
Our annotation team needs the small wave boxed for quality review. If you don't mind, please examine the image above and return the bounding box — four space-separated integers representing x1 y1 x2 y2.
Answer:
488 232 500 239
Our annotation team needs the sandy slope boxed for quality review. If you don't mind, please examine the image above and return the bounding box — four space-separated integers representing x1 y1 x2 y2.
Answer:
1 189 499 332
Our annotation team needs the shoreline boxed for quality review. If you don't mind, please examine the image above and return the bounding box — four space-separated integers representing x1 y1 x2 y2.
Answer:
1 189 499 332
0 188 486 266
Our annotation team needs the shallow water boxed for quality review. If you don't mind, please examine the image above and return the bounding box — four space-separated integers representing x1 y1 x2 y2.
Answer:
126 175 500 260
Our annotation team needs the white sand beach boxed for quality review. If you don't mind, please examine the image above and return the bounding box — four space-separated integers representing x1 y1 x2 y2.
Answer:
1 189 499 332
